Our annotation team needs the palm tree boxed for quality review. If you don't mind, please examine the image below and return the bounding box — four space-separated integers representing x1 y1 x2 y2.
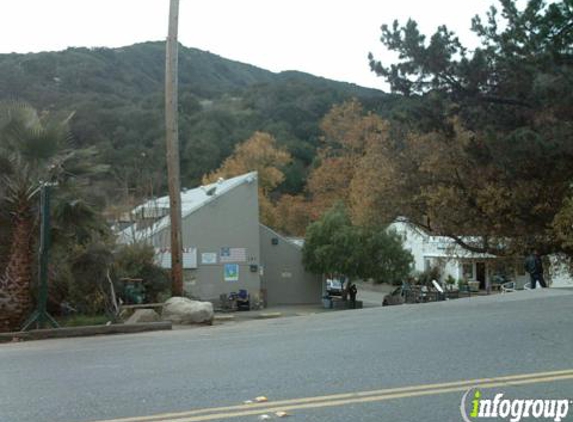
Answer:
0 103 106 332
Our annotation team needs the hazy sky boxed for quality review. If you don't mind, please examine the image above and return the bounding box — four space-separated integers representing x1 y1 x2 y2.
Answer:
0 0 496 89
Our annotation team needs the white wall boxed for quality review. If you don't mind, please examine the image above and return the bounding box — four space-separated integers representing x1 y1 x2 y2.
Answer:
549 256 573 288
389 221 428 273
390 221 573 288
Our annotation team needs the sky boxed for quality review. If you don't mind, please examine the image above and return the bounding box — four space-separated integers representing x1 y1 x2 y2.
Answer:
0 0 496 90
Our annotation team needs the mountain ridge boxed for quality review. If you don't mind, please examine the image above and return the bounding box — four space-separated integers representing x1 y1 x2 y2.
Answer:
0 41 382 103
0 40 388 198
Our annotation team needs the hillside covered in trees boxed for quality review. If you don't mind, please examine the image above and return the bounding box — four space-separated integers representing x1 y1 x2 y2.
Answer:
1 0 572 332
0 41 388 206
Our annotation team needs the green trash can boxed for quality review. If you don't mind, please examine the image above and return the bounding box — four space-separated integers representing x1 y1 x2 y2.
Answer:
122 278 146 304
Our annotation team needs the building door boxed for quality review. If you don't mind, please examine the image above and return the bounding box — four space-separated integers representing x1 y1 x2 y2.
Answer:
476 262 486 289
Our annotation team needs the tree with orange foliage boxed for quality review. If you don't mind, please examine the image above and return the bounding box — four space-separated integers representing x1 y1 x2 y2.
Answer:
273 194 312 237
203 131 291 227
365 0 573 257
307 100 390 220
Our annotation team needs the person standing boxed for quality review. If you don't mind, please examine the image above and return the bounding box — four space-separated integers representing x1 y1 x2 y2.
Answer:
524 250 547 289
348 283 358 306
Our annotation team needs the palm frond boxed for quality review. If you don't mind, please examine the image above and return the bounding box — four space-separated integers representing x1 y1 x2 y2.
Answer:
0 101 40 131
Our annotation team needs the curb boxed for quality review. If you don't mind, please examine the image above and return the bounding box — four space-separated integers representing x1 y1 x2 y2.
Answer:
0 321 172 343
214 314 235 321
256 312 283 319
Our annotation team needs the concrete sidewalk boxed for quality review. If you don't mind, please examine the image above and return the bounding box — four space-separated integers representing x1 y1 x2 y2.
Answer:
211 291 386 325
212 303 331 324
212 282 391 323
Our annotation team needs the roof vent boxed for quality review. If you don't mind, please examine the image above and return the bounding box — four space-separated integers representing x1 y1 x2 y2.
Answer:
205 186 217 196
217 177 224 184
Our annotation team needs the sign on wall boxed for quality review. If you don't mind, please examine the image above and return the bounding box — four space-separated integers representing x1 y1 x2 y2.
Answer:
220 247 247 262
224 263 239 282
155 248 197 269
201 252 217 265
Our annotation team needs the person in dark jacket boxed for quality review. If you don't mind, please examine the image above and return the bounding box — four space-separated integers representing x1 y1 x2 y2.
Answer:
524 249 547 289
348 283 358 302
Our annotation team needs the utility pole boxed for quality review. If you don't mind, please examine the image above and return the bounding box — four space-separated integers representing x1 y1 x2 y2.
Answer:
165 0 184 296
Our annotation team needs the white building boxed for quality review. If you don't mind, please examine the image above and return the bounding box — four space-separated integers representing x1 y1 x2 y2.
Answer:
389 220 573 289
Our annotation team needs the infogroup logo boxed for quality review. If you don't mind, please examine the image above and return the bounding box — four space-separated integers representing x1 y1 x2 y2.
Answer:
460 389 571 422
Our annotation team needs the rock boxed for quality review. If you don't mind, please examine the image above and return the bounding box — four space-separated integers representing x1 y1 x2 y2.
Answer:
125 309 161 324
162 297 214 325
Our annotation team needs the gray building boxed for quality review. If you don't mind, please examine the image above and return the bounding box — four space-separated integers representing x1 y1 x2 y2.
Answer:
118 172 322 306
260 225 322 305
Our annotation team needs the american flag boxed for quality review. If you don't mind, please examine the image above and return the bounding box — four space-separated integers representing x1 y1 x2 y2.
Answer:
220 247 247 262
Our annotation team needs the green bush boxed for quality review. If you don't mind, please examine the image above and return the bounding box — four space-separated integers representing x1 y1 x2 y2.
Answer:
416 266 441 286
303 203 413 285
68 241 114 314
113 243 169 303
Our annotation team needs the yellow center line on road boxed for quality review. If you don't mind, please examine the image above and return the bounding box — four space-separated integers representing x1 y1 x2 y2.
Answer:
89 369 573 422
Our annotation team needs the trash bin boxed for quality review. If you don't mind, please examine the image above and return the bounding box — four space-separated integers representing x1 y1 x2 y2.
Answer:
123 278 145 304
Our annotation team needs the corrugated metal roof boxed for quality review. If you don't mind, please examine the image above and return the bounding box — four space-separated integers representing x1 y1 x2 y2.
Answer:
118 172 257 243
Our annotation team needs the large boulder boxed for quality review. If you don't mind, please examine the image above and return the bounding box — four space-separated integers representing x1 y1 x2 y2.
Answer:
162 297 214 325
125 309 161 324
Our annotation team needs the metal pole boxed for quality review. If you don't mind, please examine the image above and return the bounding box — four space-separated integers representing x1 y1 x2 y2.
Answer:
22 183 59 330
37 184 50 326
165 0 184 296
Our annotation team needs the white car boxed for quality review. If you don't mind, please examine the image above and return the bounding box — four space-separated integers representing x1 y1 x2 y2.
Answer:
326 278 344 296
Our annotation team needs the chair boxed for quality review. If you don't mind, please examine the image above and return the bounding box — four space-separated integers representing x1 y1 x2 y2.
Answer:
236 289 250 311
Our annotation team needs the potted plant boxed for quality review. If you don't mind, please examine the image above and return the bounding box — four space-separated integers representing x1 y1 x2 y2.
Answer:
467 280 480 292
445 275 457 291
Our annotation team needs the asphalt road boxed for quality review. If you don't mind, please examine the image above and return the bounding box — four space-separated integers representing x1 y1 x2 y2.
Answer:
1 289 573 422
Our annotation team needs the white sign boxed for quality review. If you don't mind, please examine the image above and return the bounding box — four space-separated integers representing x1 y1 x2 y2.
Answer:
201 252 217 265
220 247 247 262
432 279 444 294
155 247 197 269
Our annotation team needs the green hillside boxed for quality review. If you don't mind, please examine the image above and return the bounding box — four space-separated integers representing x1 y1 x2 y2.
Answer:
0 41 386 201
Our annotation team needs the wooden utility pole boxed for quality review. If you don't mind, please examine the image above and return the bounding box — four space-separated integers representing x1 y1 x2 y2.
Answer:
165 0 183 296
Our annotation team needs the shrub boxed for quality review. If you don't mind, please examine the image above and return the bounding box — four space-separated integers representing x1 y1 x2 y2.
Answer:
113 243 169 303
416 266 441 286
68 241 114 314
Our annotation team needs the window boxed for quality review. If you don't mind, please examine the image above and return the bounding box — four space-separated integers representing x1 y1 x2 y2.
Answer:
462 263 474 280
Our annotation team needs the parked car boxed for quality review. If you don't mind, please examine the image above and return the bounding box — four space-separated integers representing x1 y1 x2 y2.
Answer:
326 278 344 296
382 286 406 306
